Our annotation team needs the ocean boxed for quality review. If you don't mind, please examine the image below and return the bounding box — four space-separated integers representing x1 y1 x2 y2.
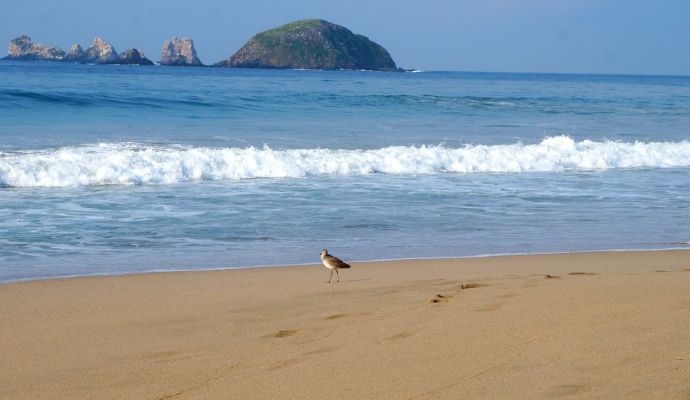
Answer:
1 60 689 282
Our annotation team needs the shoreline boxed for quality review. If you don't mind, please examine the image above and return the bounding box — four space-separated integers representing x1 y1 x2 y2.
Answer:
2 249 690 399
3 246 690 285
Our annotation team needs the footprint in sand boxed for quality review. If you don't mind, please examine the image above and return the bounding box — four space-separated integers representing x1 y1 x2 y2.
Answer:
449 282 487 291
460 282 485 289
429 294 452 303
323 311 372 321
271 329 300 338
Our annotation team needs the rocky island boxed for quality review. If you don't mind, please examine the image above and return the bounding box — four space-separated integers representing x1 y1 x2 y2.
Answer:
5 35 65 61
160 37 203 66
64 44 85 62
81 37 120 64
117 49 154 65
4 35 153 65
215 19 398 71
64 37 153 65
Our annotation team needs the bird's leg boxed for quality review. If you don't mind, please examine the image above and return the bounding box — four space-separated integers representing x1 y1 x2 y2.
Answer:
336 269 340 282
328 270 333 283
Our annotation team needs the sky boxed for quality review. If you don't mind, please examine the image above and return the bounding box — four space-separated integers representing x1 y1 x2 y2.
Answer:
1 0 689 75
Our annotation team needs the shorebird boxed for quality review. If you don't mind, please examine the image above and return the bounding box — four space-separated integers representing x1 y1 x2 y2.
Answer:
320 249 351 283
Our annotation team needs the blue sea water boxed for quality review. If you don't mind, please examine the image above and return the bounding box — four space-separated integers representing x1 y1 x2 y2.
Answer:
1 60 689 282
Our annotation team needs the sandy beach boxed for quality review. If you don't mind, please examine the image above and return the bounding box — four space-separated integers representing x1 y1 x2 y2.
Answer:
1 250 689 399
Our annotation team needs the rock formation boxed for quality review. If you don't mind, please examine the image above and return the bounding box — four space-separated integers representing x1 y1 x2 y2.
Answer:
5 35 65 61
63 41 152 65
64 44 85 62
83 37 119 64
160 37 203 66
118 49 153 65
214 19 398 71
5 35 154 65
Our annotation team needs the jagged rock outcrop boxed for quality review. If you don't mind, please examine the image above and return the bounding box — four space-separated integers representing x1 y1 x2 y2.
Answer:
82 37 119 64
214 19 398 71
5 35 65 61
64 44 85 62
117 49 153 65
63 41 152 65
5 35 153 66
160 37 203 66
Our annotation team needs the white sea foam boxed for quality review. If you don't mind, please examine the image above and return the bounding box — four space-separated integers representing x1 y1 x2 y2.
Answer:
1 136 689 187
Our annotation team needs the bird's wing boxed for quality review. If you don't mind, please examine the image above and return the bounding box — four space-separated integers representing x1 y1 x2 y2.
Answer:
328 255 351 269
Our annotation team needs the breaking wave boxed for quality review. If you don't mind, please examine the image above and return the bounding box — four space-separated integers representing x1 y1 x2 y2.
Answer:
1 136 689 188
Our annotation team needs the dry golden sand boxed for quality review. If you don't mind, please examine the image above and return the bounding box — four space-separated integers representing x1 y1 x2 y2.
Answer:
1 250 690 399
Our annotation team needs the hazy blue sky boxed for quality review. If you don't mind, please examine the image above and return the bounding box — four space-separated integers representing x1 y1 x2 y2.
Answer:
2 0 689 74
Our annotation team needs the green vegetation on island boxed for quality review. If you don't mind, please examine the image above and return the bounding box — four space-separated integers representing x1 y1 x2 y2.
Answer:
215 19 399 71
